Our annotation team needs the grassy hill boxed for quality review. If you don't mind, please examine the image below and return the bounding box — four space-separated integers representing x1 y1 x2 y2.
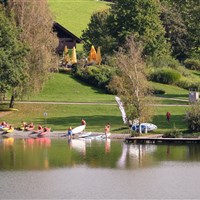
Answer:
28 73 114 103
48 0 110 37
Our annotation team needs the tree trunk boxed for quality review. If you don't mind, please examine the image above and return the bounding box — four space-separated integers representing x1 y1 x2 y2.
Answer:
9 94 15 108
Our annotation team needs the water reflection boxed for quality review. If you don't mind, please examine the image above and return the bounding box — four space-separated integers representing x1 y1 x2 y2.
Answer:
117 144 157 169
1 138 200 171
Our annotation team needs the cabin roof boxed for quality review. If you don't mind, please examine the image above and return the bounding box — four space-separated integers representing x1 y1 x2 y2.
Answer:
53 22 81 43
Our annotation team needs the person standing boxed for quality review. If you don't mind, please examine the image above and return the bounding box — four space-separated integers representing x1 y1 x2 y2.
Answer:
166 112 171 123
104 122 111 138
81 119 86 125
81 119 86 133
67 127 72 139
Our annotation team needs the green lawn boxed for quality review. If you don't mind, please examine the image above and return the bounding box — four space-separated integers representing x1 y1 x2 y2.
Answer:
1 103 189 133
27 73 115 103
151 82 189 100
48 0 110 37
1 72 190 133
1 103 125 132
152 106 189 133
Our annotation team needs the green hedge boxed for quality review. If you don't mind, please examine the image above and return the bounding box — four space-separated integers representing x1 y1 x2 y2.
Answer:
175 77 200 90
74 65 116 91
149 68 181 84
184 59 200 70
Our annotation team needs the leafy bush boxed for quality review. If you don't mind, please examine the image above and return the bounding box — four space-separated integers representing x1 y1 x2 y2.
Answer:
74 65 116 91
175 77 200 90
147 55 180 69
185 102 200 132
149 68 181 84
162 125 183 138
184 59 200 70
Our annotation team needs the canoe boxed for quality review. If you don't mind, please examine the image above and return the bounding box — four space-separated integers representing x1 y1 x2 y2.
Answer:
2 127 9 131
78 132 92 138
6 128 14 133
37 128 51 137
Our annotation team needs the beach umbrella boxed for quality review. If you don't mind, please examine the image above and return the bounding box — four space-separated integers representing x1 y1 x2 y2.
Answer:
88 45 97 63
64 46 70 63
71 46 77 64
96 46 102 65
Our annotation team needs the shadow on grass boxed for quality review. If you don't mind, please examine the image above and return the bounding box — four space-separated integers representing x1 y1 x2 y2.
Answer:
69 75 109 95
155 93 188 99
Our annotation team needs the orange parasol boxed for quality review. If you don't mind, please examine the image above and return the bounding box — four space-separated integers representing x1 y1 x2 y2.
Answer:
88 45 97 63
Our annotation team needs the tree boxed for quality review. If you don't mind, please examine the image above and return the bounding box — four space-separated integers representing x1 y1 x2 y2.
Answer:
7 0 58 96
82 0 170 59
160 2 188 60
81 10 117 58
161 0 200 59
109 0 170 57
109 36 153 134
0 6 28 108
185 102 200 132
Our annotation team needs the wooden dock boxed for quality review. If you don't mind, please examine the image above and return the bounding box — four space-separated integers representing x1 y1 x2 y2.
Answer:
125 135 200 144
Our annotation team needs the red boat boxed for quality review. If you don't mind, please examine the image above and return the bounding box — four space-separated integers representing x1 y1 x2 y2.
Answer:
37 127 51 137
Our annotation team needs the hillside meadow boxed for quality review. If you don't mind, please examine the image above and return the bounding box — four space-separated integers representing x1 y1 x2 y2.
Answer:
48 0 110 37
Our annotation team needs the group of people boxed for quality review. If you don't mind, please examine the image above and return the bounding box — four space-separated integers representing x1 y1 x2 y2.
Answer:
19 122 50 134
67 119 111 139
67 119 87 139
20 121 35 131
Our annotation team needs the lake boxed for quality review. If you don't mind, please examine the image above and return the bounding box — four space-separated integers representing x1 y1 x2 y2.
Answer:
0 137 200 199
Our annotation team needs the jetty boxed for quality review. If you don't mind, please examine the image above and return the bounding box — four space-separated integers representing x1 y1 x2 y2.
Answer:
125 134 200 144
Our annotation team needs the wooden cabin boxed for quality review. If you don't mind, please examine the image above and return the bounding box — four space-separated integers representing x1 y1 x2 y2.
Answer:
53 22 81 55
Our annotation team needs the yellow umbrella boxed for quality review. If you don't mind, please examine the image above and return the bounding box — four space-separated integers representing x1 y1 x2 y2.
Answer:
96 46 102 65
71 46 77 64
64 46 70 63
64 46 68 54
88 45 97 63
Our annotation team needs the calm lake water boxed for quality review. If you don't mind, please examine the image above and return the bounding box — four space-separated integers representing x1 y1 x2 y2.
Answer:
1 137 200 199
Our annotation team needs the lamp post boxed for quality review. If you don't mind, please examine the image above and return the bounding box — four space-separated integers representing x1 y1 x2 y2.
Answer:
44 112 47 125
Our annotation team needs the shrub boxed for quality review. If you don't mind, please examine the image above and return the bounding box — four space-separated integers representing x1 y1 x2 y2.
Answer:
184 59 200 70
149 68 181 84
147 55 180 69
185 102 200 132
74 65 116 91
175 77 200 90
162 125 183 138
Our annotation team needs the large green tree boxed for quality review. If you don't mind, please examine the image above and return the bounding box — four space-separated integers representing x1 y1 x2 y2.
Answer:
0 6 28 107
160 2 188 60
82 10 117 59
109 0 169 57
161 0 200 59
82 0 170 59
